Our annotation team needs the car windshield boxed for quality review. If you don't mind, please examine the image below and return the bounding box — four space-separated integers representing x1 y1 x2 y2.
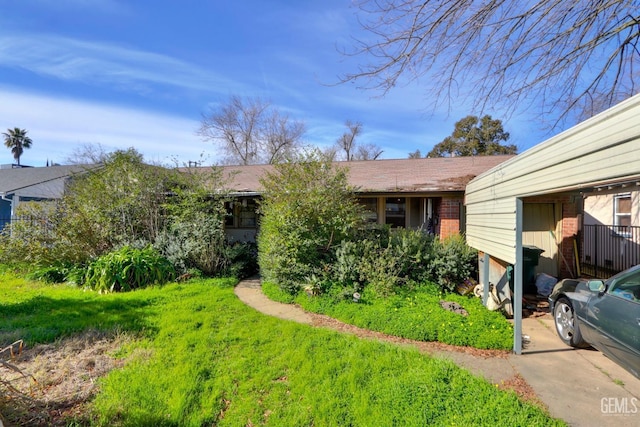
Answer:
608 266 640 302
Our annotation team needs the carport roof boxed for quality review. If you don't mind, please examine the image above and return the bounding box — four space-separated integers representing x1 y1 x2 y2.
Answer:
203 155 515 194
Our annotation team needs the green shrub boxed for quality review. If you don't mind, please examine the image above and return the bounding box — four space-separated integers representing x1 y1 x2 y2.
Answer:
64 265 88 286
155 213 228 276
333 240 360 287
387 228 436 283
222 242 259 279
0 204 59 267
357 244 403 296
25 264 70 284
257 225 313 294
84 246 175 292
25 262 90 285
331 229 436 297
258 152 364 293
156 168 231 277
0 151 231 271
430 234 478 292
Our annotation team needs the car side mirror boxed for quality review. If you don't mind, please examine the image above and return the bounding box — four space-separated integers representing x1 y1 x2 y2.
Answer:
587 280 606 293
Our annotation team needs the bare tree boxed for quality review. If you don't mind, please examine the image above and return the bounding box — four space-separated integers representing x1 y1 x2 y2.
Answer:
198 95 305 165
320 144 340 162
354 143 384 160
342 1 640 125
64 143 110 164
263 109 306 164
336 120 361 161
334 120 383 161
408 149 422 159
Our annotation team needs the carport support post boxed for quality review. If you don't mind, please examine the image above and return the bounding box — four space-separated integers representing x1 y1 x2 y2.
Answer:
514 198 524 355
482 253 490 306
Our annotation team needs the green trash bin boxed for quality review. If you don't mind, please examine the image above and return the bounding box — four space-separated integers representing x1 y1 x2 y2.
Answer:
522 245 544 293
509 245 545 294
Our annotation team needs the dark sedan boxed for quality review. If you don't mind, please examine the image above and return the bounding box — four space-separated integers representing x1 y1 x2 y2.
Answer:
548 265 640 379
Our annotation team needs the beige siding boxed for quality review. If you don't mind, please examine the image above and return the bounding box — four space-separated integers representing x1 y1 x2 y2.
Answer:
584 189 640 226
466 93 640 263
467 197 517 263
584 193 615 225
522 203 559 277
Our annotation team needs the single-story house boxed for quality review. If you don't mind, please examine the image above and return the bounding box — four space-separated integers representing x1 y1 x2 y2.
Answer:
1 157 513 240
465 92 640 353
0 165 97 229
213 155 515 242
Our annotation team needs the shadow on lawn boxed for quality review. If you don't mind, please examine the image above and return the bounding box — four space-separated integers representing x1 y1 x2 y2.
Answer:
0 295 158 345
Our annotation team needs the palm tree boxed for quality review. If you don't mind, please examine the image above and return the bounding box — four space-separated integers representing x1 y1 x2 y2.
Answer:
3 127 33 166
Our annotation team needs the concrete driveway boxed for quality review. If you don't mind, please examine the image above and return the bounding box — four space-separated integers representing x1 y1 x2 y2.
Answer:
516 314 639 427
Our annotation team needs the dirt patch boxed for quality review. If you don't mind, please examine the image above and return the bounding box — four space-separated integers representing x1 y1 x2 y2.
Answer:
497 373 547 409
0 330 133 426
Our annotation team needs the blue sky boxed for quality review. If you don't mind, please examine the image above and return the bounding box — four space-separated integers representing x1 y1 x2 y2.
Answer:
0 0 555 166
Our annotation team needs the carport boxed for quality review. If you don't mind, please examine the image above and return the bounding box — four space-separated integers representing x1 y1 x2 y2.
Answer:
465 93 640 354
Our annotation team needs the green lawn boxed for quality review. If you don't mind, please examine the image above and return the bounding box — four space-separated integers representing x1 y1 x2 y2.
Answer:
262 281 514 350
0 273 564 426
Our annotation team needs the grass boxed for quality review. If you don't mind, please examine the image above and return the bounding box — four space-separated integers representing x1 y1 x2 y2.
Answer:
0 273 160 345
263 281 514 350
0 272 564 426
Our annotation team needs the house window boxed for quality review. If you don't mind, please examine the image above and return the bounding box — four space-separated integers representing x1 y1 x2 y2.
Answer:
225 202 235 227
238 199 257 228
614 194 631 236
225 199 258 228
385 197 406 228
359 198 378 223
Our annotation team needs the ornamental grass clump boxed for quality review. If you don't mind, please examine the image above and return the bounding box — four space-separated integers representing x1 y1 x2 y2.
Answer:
84 246 175 292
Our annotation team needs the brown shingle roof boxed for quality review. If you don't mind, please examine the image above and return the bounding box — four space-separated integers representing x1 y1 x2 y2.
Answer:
211 155 514 194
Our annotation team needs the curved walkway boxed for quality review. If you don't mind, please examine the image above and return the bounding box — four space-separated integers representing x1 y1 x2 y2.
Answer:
235 278 640 427
234 277 314 324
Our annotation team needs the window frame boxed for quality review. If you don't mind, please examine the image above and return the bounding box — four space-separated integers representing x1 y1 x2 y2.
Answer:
613 193 632 237
225 198 259 229
608 267 640 303
385 197 406 228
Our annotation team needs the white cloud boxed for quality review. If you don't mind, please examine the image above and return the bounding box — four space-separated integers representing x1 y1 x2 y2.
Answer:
0 34 241 95
0 87 215 166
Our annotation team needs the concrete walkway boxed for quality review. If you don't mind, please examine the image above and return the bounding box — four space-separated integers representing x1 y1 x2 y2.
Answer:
235 278 640 427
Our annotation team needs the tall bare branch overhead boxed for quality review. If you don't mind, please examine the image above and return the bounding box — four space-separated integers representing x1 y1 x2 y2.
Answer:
199 95 306 165
342 0 640 124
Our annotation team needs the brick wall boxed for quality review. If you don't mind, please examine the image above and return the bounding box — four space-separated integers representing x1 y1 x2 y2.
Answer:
560 201 579 278
439 197 461 239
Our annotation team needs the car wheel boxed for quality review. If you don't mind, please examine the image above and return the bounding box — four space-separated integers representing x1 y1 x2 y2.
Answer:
553 297 586 348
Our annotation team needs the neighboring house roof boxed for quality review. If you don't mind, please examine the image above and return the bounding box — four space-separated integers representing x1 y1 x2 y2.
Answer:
212 155 515 194
0 164 99 198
